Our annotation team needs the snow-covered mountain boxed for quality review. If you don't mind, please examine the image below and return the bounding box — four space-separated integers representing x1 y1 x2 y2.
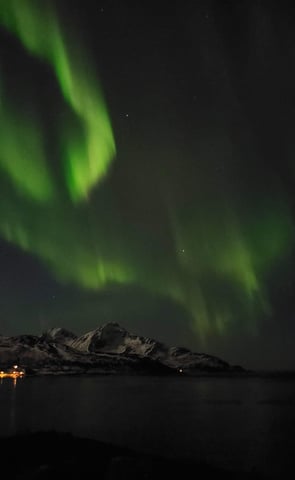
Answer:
66 322 235 372
0 323 244 375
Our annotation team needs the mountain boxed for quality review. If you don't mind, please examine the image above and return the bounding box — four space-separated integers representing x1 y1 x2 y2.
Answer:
67 322 237 372
0 323 244 376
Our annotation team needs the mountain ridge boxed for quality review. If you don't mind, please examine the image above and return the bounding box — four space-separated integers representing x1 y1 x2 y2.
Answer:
0 322 245 376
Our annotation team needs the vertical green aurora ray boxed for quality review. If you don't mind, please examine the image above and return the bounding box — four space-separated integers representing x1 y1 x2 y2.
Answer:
166 186 295 338
0 0 116 201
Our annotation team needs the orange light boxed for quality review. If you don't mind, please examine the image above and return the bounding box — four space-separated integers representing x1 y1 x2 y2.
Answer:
0 370 25 379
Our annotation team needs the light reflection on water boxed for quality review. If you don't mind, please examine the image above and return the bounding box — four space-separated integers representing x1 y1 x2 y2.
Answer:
0 376 23 433
0 375 294 477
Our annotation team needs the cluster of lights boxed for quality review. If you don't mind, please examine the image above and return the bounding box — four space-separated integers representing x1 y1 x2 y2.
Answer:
0 365 25 379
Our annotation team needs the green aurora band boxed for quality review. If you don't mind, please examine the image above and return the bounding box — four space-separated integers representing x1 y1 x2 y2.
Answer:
0 0 294 340
0 0 115 201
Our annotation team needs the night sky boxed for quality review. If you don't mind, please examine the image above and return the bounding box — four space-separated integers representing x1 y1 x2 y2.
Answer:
0 0 295 370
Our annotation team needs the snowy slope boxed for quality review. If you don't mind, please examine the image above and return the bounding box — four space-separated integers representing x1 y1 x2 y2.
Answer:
59 322 241 373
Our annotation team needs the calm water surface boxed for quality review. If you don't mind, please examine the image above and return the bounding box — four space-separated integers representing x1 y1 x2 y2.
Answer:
0 375 294 477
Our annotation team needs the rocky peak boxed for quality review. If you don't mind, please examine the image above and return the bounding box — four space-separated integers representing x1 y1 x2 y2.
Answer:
40 328 77 346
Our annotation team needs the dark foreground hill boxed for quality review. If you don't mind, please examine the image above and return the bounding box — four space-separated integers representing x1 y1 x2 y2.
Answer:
0 431 267 480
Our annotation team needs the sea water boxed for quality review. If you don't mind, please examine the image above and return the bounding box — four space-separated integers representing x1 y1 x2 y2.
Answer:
0 374 294 477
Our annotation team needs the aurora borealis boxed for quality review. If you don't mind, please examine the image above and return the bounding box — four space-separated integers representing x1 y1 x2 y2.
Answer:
0 0 115 201
0 0 295 368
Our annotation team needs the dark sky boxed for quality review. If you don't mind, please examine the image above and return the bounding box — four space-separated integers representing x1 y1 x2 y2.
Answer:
0 0 295 370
